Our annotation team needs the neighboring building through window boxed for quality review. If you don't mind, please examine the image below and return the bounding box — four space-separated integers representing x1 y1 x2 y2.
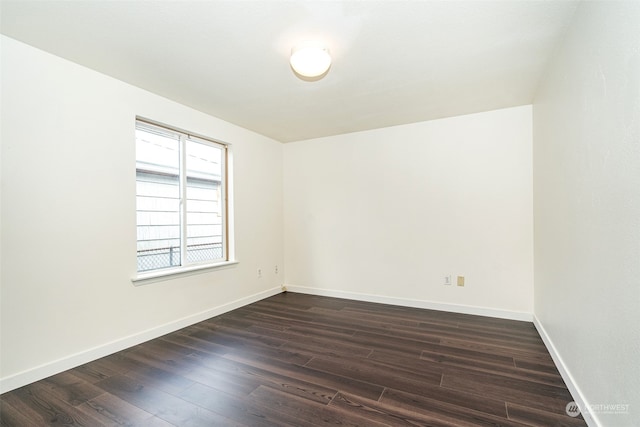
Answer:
135 120 228 273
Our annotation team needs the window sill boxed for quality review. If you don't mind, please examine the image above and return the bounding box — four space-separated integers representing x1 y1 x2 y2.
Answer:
132 260 239 286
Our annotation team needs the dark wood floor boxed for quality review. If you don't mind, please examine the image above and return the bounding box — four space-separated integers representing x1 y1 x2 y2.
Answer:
0 292 587 426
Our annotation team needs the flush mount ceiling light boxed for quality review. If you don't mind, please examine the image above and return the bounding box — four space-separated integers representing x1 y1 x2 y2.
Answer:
290 46 332 78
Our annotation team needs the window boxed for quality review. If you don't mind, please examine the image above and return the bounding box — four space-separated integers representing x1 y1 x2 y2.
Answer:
135 119 230 276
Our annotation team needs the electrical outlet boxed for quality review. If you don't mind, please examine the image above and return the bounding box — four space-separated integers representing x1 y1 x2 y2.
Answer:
444 275 452 285
457 276 465 286
275 265 279 274
257 268 262 278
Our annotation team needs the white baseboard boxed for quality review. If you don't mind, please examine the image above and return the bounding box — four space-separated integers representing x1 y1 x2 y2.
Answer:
0 286 283 394
533 315 598 427
284 285 532 322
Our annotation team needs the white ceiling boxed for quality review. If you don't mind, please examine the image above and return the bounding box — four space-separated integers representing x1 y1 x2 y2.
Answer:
1 0 579 142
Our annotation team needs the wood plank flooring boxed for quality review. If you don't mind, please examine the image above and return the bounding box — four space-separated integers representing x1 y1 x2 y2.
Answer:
0 292 587 426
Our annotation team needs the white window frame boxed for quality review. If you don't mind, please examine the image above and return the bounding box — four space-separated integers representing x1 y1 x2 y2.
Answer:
132 118 236 285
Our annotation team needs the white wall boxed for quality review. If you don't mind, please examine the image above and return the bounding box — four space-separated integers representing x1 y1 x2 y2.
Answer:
533 2 640 426
0 36 284 391
284 106 533 318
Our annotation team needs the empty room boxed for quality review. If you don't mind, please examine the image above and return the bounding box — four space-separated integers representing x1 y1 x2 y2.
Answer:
0 0 638 426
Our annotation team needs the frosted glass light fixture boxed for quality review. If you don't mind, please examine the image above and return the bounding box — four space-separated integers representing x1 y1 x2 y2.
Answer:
290 46 331 78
